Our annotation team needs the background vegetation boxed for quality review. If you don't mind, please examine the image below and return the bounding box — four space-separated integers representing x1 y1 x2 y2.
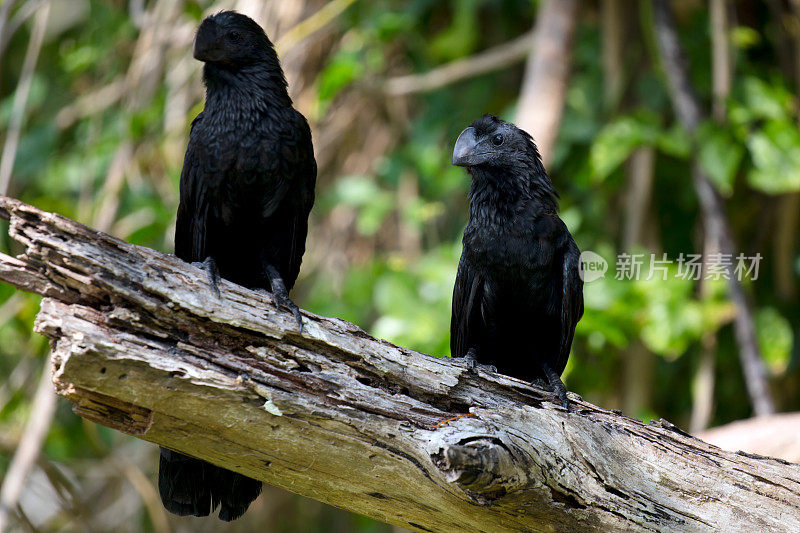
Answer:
0 0 798 531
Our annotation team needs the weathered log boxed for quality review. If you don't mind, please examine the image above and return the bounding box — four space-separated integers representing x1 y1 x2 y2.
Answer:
1 196 799 533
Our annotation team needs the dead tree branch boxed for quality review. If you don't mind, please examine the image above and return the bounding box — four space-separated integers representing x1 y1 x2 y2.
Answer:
0 196 798 532
383 31 534 96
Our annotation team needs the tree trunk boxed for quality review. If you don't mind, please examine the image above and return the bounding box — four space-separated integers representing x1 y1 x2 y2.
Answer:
0 196 799 532
652 0 774 417
515 0 579 166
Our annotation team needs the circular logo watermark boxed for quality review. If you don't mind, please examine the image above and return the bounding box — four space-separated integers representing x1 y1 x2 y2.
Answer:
579 251 607 283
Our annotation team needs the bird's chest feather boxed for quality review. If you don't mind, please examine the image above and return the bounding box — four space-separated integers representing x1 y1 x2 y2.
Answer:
463 207 556 276
193 115 285 217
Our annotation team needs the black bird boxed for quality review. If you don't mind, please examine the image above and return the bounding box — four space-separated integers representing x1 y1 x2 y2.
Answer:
450 115 583 408
160 11 316 521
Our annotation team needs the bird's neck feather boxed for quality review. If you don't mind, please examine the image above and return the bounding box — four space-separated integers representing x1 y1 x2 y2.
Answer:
467 165 559 219
203 62 292 114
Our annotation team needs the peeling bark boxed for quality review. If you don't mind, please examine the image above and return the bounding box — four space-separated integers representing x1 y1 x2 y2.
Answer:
0 196 799 532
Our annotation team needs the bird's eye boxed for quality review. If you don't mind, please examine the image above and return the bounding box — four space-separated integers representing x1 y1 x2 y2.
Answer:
491 133 504 146
229 31 241 42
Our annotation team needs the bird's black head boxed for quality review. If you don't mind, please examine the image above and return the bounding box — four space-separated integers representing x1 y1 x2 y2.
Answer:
453 114 556 206
453 115 543 170
194 11 275 68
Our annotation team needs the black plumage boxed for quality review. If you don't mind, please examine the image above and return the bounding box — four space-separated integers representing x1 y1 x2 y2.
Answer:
450 115 583 407
160 11 316 521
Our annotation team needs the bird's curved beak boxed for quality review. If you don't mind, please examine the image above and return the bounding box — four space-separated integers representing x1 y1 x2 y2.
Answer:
452 126 483 167
193 19 224 62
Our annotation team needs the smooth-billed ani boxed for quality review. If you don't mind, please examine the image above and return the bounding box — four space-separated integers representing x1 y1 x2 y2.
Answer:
159 11 316 521
450 115 583 408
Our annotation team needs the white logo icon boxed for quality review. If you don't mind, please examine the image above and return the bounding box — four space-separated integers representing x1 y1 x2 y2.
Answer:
579 251 607 283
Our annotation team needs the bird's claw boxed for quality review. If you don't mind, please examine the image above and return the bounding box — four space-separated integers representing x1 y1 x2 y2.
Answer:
261 262 303 333
466 361 497 373
193 257 221 298
272 292 304 333
556 388 570 410
536 364 571 411
463 349 496 373
530 377 548 389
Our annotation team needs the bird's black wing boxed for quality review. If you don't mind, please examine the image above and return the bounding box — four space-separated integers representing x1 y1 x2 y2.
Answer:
175 113 209 263
242 109 316 288
555 239 584 374
450 254 484 358
278 110 316 287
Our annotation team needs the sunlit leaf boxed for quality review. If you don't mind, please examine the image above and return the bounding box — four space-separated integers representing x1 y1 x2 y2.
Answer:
656 124 692 158
589 114 659 181
746 120 800 194
756 307 793 375
696 121 743 196
741 77 794 122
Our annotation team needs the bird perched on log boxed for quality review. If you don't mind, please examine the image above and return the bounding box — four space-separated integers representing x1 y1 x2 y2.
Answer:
160 11 316 521
450 114 583 408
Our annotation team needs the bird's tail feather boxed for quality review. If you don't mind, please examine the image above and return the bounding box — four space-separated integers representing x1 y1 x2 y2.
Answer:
158 447 262 521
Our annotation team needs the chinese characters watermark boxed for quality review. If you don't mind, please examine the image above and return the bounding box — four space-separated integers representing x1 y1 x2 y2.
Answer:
579 251 762 283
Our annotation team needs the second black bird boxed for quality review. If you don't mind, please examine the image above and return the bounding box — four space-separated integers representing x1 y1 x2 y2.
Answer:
160 11 316 521
450 115 583 407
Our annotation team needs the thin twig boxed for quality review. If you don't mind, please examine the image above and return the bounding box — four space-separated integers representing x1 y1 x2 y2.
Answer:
601 0 625 110
691 0 733 432
12 503 37 533
0 1 50 195
431 413 476 429
120 463 170 533
54 79 126 129
710 0 732 121
93 142 134 233
0 356 59 531
0 0 17 87
0 355 34 412
383 30 535 96
0 0 45 57
0 292 25 326
275 0 357 56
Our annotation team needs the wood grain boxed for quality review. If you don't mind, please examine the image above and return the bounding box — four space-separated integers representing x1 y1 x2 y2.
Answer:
1 196 799 532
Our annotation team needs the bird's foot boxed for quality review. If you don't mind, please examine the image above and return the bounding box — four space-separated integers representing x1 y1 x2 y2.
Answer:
261 262 303 333
530 377 548 389
192 257 221 298
273 291 303 333
539 363 570 410
463 348 497 373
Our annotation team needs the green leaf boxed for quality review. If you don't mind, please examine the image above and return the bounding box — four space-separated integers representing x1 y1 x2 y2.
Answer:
741 77 794 122
333 176 380 206
589 114 659 181
731 26 761 49
317 51 364 108
356 194 394 235
429 0 479 61
330 176 394 235
61 44 103 74
756 307 793 375
746 120 800 194
656 124 692 158
696 122 744 196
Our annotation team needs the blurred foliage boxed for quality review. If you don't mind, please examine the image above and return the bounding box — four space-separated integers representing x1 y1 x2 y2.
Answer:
1 0 799 531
